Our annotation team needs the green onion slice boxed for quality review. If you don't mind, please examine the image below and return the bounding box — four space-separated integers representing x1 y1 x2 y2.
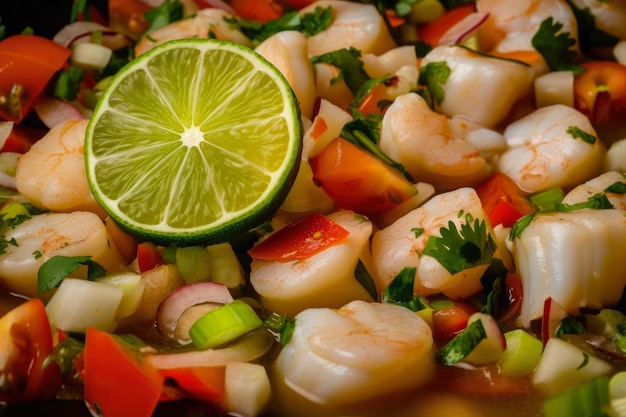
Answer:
189 300 262 350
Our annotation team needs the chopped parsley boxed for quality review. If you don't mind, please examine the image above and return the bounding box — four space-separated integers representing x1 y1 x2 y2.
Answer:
411 227 425 238
555 193 614 212
567 126 597 144
508 212 537 240
418 61 450 108
0 237 18 255
38 255 107 294
605 181 626 194
531 17 584 74
354 259 378 300
143 0 184 35
53 67 84 101
311 47 371 95
263 313 296 347
381 267 431 312
566 0 619 53
436 319 487 366
423 214 496 275
33 250 43 259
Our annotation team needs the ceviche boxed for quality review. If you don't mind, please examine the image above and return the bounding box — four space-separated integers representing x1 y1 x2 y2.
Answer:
1 0 626 416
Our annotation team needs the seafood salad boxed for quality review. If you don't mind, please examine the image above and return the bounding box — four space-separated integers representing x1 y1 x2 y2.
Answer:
1 0 626 416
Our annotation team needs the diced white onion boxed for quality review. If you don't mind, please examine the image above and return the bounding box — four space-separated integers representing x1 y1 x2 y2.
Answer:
71 42 113 71
223 361 271 417
534 70 574 108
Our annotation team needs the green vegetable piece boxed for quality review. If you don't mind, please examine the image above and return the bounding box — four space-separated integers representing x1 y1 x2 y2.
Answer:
566 1 619 52
498 329 543 378
311 47 370 95
529 187 565 211
354 259 378 301
37 255 106 294
584 309 626 339
555 193 614 212
605 181 626 194
531 17 584 74
418 61 450 108
556 317 584 338
143 0 183 34
567 126 597 144
382 267 431 312
436 319 487 366
423 215 496 275
543 376 610 417
508 211 536 240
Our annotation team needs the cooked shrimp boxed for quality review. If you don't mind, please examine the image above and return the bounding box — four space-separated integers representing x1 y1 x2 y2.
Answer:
379 93 492 190
496 104 606 193
476 0 580 54
0 211 128 298
419 45 535 129
371 187 495 299
14 119 107 219
249 210 375 317
301 0 396 57
275 300 434 405
134 8 251 55
561 171 626 209
255 31 316 120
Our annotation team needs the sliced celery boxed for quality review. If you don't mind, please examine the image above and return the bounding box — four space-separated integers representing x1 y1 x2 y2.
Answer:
189 300 262 350
543 376 610 417
205 242 246 289
497 329 543 377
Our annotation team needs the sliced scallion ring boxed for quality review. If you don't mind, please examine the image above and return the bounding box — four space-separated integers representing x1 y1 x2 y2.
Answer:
189 300 262 350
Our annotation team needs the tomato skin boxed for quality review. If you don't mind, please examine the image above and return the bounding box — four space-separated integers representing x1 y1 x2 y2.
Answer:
475 172 535 228
0 35 71 123
310 137 417 213
0 299 62 403
574 61 626 139
248 212 350 261
161 367 224 402
498 272 523 323
356 77 398 117
229 0 283 22
278 0 318 9
416 3 475 47
0 123 45 153
137 241 166 272
84 327 164 417
431 302 477 343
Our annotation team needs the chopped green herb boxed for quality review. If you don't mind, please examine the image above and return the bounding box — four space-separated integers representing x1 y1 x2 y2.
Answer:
42 337 85 378
577 352 590 370
53 67 84 101
479 258 509 317
143 0 183 34
423 215 496 275
0 237 18 255
567 126 596 144
355 259 378 301
508 212 537 240
566 1 619 52
311 47 370 95
71 0 88 23
38 255 106 294
556 317 584 338
437 319 487 366
418 61 450 108
531 17 584 74
33 250 42 259
605 182 626 194
555 193 614 212
382 267 431 312
411 227 425 238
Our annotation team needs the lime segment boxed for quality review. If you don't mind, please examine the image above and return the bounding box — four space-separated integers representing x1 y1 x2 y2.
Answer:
85 39 302 245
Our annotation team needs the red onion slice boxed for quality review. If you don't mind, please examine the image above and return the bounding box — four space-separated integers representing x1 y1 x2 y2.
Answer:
32 96 87 129
194 0 235 14
53 21 133 50
156 281 234 340
147 328 274 369
438 12 489 46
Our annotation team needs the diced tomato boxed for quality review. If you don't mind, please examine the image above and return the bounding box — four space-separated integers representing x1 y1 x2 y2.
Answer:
356 77 398 116
310 137 417 213
278 0 318 9
0 299 62 403
248 212 350 261
84 327 165 417
416 3 475 47
229 0 284 22
432 302 477 343
475 172 535 228
574 61 626 141
137 241 166 272
498 271 523 323
0 122 45 153
161 367 225 402
105 217 140 265
108 0 151 39
0 35 71 123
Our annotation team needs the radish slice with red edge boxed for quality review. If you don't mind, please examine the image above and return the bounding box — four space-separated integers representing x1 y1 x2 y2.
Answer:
193 0 236 13
156 281 234 340
542 297 568 346
32 96 86 129
438 12 489 46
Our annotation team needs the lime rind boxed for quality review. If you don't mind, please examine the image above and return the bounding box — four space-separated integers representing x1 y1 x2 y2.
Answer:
85 38 302 245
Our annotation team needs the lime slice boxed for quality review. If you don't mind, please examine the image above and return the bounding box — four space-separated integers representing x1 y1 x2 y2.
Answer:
85 39 302 246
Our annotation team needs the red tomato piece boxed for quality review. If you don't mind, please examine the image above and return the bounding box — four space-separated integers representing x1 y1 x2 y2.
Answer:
574 61 626 139
498 271 523 323
0 122 45 153
0 299 62 403
137 241 166 272
356 77 398 116
84 327 165 417
475 172 535 228
0 35 71 123
161 367 225 402
310 137 417 213
431 303 477 343
248 212 349 261
229 0 283 22
416 3 476 47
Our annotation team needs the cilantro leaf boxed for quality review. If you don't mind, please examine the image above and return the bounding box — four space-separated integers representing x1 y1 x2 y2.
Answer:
38 255 107 294
423 215 497 275
311 47 370 95
566 0 619 52
0 237 18 255
605 181 626 194
508 212 537 240
263 313 296 347
436 319 487 365
418 61 450 108
355 259 378 300
567 126 596 144
531 17 584 74
53 67 84 101
555 193 614 212
143 0 183 34
224 6 332 46
382 266 432 312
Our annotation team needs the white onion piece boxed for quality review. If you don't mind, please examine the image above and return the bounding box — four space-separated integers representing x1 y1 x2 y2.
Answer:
438 12 489 45
147 329 274 369
53 21 132 50
155 281 234 339
33 96 86 129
